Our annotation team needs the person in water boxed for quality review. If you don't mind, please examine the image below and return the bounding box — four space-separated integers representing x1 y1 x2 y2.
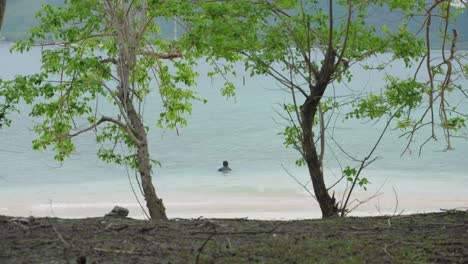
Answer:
218 161 232 173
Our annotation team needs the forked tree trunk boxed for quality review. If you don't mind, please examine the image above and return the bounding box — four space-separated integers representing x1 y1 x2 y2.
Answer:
296 45 339 218
301 96 338 218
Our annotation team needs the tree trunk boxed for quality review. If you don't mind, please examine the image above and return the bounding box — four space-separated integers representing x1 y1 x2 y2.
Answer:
116 40 168 221
301 97 338 218
135 126 168 221
124 97 168 220
0 0 6 31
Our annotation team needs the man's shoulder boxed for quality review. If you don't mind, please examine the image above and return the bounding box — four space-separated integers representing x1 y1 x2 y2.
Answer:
218 167 232 172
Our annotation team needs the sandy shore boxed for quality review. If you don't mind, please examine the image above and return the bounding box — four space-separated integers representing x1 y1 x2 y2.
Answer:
2 187 467 220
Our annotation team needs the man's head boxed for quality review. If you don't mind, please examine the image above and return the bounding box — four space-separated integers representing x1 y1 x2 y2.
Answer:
223 160 228 167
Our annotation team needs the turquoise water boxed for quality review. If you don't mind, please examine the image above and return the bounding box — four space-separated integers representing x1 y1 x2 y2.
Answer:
0 44 467 219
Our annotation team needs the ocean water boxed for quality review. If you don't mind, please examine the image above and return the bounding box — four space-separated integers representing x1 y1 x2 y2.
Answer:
0 44 467 219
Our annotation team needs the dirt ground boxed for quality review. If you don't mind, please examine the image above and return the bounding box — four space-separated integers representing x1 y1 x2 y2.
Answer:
1 211 467 263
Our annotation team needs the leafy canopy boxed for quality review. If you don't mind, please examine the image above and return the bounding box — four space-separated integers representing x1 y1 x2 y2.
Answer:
0 0 205 165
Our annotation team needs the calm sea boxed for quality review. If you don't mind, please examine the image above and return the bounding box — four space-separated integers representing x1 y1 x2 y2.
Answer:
0 44 467 219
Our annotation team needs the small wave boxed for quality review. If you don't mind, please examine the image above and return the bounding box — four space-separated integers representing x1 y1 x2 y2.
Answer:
34 202 138 209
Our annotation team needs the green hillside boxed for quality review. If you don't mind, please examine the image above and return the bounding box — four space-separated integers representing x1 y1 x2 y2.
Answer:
1 0 466 49
1 0 63 40
0 0 176 41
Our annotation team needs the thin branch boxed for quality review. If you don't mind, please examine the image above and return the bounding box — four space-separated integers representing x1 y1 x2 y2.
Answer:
328 0 334 52
101 82 133 129
69 116 141 146
341 107 402 215
318 103 325 171
345 177 388 216
335 0 352 69
120 141 150 220
240 51 309 98
281 164 317 201
139 50 183 60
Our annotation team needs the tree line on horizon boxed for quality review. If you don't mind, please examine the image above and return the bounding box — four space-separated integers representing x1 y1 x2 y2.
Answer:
0 0 466 221
1 0 467 48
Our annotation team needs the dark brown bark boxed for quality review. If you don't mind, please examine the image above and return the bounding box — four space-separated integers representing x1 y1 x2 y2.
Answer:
300 96 338 218
0 0 6 31
299 45 339 218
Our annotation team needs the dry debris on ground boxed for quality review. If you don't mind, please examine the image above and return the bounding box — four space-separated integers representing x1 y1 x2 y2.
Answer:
1 211 467 263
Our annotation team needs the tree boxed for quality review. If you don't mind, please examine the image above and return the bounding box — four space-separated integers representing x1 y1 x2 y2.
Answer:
189 0 467 218
0 0 204 221
0 0 5 31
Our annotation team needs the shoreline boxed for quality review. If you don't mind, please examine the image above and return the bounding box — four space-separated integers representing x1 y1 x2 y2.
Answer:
2 190 466 220
2 177 467 220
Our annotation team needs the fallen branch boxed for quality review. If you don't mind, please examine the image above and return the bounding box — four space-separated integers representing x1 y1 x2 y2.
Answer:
383 244 394 260
349 226 382 231
103 224 129 231
93 247 135 254
53 225 71 248
195 233 216 264
191 223 284 236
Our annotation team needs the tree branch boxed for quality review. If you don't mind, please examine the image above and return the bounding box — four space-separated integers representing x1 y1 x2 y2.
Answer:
69 116 141 145
318 103 325 171
341 107 403 215
138 50 183 60
281 164 317 201
335 0 352 69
